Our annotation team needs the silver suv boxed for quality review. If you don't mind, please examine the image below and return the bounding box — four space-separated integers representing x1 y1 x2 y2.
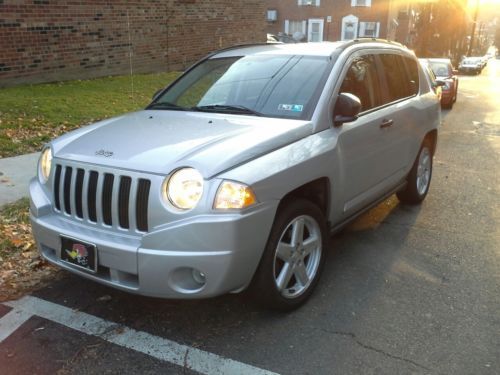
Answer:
30 40 440 310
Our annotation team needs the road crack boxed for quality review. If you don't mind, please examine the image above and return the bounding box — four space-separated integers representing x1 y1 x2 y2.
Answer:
321 329 431 372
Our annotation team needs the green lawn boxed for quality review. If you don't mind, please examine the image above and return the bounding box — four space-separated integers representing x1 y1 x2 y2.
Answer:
0 72 180 157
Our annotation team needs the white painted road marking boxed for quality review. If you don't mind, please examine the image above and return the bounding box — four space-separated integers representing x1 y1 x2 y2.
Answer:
0 308 32 343
1 296 279 375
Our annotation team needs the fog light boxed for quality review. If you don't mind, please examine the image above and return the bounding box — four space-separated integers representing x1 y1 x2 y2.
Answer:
192 269 206 285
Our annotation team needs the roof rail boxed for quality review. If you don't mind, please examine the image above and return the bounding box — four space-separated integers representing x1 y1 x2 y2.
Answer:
207 43 271 57
342 38 406 49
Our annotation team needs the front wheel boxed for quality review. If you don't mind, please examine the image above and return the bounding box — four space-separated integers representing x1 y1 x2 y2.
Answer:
250 199 328 311
397 139 433 204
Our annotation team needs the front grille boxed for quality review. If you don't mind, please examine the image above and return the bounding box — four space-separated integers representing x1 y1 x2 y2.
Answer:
53 164 151 232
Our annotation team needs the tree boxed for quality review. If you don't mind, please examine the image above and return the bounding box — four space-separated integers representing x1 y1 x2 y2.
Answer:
414 0 468 64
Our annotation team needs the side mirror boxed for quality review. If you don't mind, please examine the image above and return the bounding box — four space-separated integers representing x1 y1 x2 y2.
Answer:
152 88 163 101
333 93 361 126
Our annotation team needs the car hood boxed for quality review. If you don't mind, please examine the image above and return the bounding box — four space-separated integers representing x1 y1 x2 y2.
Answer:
53 110 313 178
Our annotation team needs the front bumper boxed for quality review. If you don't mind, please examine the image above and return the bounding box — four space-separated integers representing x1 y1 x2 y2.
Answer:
30 178 278 298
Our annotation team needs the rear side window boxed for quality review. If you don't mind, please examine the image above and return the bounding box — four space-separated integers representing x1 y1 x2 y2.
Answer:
379 54 415 103
339 54 381 112
403 56 419 95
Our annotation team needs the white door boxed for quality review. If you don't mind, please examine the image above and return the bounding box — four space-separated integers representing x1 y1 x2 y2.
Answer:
308 19 324 42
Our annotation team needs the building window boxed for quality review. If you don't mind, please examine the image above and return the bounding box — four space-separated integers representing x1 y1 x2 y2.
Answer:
267 10 278 22
351 0 371 7
285 20 307 38
341 15 359 41
298 0 321 6
359 22 380 38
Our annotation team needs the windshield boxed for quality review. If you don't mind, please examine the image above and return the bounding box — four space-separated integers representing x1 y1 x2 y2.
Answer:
150 55 331 119
463 58 480 64
429 62 450 77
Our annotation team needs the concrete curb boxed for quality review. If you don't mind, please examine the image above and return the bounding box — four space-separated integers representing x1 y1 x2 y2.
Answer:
0 152 39 206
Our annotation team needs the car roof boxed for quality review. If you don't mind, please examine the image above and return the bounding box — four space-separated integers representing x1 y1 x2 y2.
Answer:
426 58 451 64
211 39 410 59
212 42 346 58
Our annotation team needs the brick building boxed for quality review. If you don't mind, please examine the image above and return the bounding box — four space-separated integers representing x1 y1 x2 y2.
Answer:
265 0 411 43
0 0 266 87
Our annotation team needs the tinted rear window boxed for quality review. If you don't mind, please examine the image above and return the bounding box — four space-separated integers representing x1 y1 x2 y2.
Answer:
379 54 415 103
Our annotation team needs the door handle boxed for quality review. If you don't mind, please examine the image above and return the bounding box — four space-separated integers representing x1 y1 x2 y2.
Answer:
380 119 394 129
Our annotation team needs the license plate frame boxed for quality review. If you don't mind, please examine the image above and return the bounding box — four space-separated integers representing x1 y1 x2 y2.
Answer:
60 236 98 273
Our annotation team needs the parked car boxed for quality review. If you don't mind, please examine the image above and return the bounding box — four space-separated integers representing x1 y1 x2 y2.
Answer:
30 40 440 310
419 59 443 103
459 57 483 74
426 58 459 109
266 33 280 44
480 55 489 68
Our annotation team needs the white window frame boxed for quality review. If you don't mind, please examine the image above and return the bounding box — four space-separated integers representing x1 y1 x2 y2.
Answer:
359 21 380 38
307 18 324 42
351 0 371 7
298 0 321 6
341 15 359 41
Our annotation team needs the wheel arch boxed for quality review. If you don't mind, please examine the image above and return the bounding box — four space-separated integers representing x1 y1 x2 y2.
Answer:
424 129 438 155
276 177 331 221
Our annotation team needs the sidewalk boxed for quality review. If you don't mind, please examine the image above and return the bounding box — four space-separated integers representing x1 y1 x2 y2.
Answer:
0 152 39 206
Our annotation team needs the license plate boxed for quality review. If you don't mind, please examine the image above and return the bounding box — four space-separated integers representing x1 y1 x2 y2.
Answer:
60 236 98 273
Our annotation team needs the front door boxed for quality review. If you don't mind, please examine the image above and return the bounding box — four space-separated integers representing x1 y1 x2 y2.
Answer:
334 53 408 217
308 19 324 42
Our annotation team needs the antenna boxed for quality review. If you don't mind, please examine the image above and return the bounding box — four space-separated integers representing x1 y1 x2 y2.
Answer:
126 9 135 105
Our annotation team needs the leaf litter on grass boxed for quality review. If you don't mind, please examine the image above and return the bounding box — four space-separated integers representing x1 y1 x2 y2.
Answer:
0 198 62 302
0 71 180 158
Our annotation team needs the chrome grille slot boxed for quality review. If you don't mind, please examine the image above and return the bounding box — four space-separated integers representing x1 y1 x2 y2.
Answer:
75 168 85 218
52 163 150 232
136 179 150 232
54 164 62 211
102 173 114 226
63 166 72 214
118 176 132 229
87 171 98 222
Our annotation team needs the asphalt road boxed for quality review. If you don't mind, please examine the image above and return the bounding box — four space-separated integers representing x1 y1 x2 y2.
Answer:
1 60 499 375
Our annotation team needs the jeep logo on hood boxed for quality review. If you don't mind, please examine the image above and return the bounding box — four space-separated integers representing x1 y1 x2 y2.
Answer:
95 149 114 157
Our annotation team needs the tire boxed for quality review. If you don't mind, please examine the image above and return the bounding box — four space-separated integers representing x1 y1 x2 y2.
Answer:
250 199 328 311
397 138 433 205
442 99 453 110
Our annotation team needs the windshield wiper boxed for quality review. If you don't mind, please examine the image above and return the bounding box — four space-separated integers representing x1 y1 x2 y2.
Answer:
147 102 188 111
192 104 262 116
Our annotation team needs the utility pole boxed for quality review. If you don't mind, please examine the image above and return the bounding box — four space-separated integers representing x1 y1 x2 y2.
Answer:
467 0 480 56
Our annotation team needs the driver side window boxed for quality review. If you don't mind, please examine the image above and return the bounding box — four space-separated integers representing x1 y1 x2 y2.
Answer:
339 54 381 112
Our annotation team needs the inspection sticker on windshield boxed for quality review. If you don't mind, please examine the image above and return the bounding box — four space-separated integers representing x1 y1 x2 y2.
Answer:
278 104 303 112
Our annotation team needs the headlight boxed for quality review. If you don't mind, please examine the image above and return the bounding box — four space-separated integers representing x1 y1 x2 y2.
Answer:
214 181 256 209
38 147 52 184
164 168 204 210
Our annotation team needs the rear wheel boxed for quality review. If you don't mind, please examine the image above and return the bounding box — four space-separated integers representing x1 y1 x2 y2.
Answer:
442 99 453 110
251 199 327 311
397 139 433 204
